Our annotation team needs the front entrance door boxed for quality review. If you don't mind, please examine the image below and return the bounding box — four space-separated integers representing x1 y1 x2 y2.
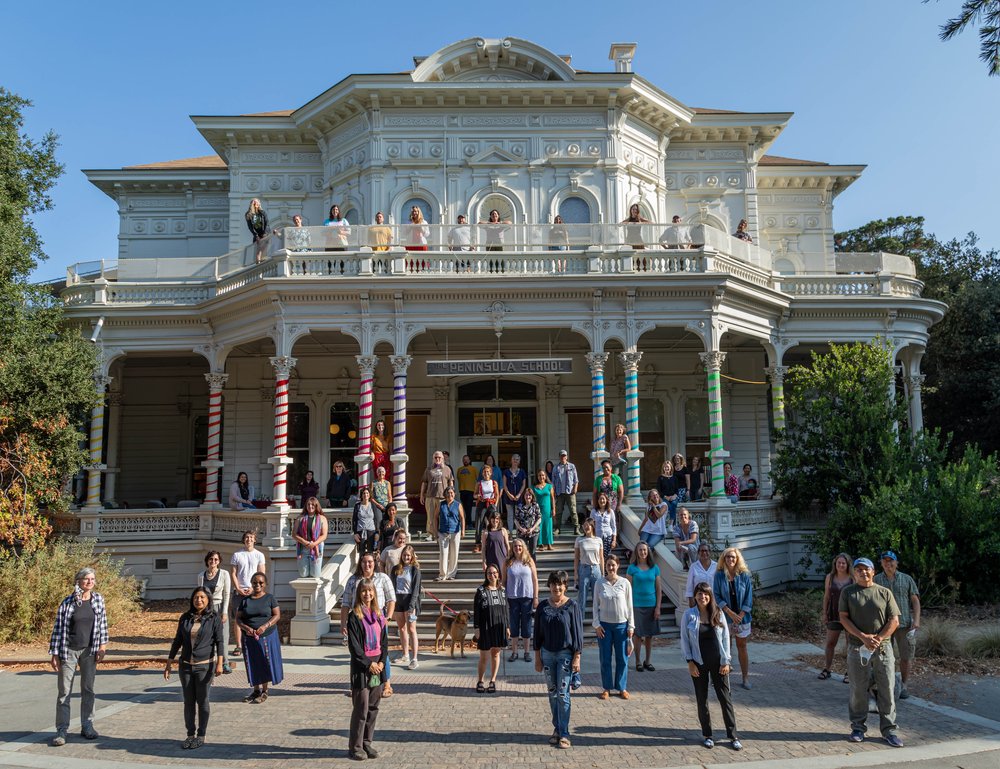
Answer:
465 437 535 476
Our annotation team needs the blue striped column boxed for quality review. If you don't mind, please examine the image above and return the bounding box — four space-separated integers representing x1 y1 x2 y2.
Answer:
620 351 642 501
699 351 728 497
585 352 610 471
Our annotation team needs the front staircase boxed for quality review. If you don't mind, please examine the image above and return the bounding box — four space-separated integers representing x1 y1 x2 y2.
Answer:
320 529 677 645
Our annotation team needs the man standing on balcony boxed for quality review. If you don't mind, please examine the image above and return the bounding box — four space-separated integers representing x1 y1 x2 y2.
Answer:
660 215 692 249
552 450 580 536
420 450 454 543
448 215 473 251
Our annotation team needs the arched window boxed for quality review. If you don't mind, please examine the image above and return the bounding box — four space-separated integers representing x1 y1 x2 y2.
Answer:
343 208 359 224
478 194 515 224
402 198 433 224
558 196 591 224
775 258 797 275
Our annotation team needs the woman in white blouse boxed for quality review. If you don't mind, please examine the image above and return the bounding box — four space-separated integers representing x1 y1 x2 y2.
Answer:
685 542 718 608
592 554 634 700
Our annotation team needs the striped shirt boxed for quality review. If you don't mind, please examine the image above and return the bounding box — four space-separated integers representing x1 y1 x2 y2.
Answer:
48 591 109 660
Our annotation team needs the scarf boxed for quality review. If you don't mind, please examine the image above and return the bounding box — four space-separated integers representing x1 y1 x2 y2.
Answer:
296 514 323 560
361 608 385 655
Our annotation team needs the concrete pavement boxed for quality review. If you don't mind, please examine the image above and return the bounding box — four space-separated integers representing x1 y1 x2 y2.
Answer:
2 640 999 768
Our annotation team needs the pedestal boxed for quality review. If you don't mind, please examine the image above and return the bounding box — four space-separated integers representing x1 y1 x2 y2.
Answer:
624 448 645 507
288 577 330 646
261 508 291 548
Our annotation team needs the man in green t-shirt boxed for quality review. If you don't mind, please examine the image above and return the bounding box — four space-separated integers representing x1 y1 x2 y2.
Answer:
839 557 902 748
874 551 921 700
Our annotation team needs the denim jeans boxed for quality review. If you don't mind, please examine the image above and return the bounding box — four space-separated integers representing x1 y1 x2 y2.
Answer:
297 555 323 578
577 565 600 619
598 621 630 692
540 647 573 738
56 647 96 734
639 531 664 549
666 498 678 525
508 596 534 639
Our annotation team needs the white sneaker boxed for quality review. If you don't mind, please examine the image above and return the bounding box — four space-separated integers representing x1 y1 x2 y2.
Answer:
394 655 410 666
408 658 419 670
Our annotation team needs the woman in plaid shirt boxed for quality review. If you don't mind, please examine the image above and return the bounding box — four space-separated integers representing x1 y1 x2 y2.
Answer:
48 567 109 746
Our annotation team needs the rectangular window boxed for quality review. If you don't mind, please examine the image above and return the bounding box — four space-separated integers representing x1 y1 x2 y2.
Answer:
287 403 310 491
458 407 536 437
684 397 711 485
192 415 208 500
329 402 359 483
638 398 665 489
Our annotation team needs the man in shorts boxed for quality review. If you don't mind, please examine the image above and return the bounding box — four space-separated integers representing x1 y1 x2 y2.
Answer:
875 551 921 699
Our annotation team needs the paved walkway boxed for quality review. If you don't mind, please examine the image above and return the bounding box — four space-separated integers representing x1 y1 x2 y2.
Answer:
2 640 999 769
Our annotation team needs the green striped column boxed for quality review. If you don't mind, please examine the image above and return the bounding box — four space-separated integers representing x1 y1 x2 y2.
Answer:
699 352 728 497
765 366 788 432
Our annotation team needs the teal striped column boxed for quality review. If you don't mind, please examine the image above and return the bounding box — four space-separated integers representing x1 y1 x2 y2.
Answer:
620 351 642 501
585 352 610 471
765 365 788 433
699 351 728 497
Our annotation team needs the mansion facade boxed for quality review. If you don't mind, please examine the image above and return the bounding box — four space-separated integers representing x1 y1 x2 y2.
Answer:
62 38 944 597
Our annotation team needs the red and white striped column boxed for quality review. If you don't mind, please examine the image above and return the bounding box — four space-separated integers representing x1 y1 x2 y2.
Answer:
389 354 412 506
202 372 229 506
84 375 112 510
267 356 297 506
354 355 379 489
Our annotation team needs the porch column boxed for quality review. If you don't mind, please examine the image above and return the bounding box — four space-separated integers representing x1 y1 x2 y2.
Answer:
201 372 229 508
764 365 788 433
586 352 610 470
83 375 112 512
905 373 925 435
620 351 644 504
267 356 297 506
389 354 412 510
354 355 378 489
103 389 122 506
699 351 730 499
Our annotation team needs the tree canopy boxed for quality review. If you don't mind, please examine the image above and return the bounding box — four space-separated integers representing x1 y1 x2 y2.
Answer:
0 88 97 550
931 0 1000 76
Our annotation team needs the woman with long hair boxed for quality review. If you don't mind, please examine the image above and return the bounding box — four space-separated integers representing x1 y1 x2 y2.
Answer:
819 552 853 682
340 552 396 698
352 486 380 556
324 204 350 250
474 563 510 693
733 218 752 243
689 456 705 502
621 203 650 250
164 587 225 749
534 468 556 551
293 496 328 578
593 459 623 515
626 541 661 672
245 199 269 262
593 554 634 700
235 572 283 703
656 460 679 525
574 517 603 614
347 578 388 760
590 491 617 559
608 423 630 477
473 464 500 553
229 472 255 511
377 502 401 556
680 582 742 751
713 547 753 689
722 462 740 502
671 452 690 503
481 506 510 583
513 487 541 559
480 208 511 251
405 205 430 251
371 466 393 533
504 538 539 662
392 545 422 670
370 419 392 479
297 469 319 502
638 489 669 550
197 551 232 674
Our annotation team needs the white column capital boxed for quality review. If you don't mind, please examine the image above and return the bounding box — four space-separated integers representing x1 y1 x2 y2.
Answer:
389 354 412 375
269 355 297 379
905 374 926 391
94 375 112 392
764 365 788 384
204 372 230 390
356 354 379 375
586 351 610 374
619 351 642 371
699 351 727 372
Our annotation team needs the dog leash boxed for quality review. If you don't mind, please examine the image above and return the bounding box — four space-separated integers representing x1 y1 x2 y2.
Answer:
423 589 460 615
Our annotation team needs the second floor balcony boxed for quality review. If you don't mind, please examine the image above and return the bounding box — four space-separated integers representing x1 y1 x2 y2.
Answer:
61 223 924 307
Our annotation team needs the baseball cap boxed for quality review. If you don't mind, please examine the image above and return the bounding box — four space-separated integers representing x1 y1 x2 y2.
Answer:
880 551 898 562
853 557 874 570
558 449 568 456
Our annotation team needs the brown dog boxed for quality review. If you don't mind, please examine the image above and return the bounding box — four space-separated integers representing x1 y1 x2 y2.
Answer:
434 602 470 657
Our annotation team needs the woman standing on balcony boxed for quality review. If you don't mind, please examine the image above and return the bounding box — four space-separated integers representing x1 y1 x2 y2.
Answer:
324 205 351 250
293 496 328 579
480 209 511 252
245 199 269 263
621 203 650 250
405 206 431 251
733 219 752 243
229 472 255 511
722 462 740 502
713 547 753 690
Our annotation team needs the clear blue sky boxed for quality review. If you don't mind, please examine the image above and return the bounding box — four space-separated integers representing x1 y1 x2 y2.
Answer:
4 0 996 283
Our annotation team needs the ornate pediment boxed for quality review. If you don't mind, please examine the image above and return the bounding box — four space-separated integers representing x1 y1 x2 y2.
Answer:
466 145 525 167
411 37 576 83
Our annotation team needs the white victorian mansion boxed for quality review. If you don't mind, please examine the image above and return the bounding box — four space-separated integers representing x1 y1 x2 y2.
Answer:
62 37 943 609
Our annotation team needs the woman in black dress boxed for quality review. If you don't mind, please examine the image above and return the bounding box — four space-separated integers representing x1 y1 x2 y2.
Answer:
236 572 283 703
473 563 509 693
164 587 225 749
245 199 269 263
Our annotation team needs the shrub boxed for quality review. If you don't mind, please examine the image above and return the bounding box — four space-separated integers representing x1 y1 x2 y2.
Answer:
916 617 962 657
754 589 823 636
965 627 1000 659
0 538 141 644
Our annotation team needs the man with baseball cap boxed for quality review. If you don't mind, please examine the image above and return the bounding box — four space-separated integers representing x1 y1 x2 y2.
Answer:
838 556 903 747
551 449 580 535
874 551 921 700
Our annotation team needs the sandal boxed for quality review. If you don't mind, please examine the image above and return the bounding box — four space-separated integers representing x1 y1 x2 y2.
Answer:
256 691 268 703
243 689 261 703
476 680 486 693
487 680 496 693
818 668 832 680
843 674 849 684
382 684 393 698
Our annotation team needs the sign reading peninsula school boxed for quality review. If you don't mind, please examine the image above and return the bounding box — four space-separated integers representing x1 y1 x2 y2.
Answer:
427 358 572 376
